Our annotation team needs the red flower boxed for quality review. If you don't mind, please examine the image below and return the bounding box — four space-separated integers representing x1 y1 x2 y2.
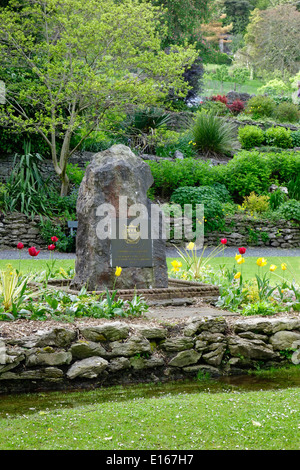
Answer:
221 238 227 245
238 247 246 255
48 244 56 251
17 242 24 250
51 236 59 243
28 246 40 257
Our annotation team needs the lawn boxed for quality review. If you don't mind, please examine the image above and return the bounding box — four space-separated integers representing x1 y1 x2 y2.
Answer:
1 256 299 284
0 376 299 450
167 256 300 284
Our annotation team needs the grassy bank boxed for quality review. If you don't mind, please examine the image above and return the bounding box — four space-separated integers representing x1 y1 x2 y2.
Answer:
0 378 299 450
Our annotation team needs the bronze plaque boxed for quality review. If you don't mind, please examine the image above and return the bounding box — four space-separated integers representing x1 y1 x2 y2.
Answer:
111 218 153 268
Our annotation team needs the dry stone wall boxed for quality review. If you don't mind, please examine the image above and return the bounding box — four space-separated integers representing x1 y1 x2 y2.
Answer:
1 315 299 394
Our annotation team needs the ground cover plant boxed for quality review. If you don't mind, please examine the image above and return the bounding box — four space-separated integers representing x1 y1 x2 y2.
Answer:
0 376 299 450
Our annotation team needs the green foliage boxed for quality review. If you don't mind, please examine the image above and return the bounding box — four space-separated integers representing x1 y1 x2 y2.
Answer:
200 100 231 116
246 95 276 118
287 174 300 201
0 182 6 210
39 218 76 253
269 189 288 211
66 164 85 187
291 131 300 148
265 127 293 149
242 300 280 316
170 186 225 232
274 199 300 222
147 158 214 198
191 111 237 155
3 144 51 218
238 125 265 149
274 102 300 123
257 79 291 97
155 130 197 159
0 0 197 195
242 192 270 213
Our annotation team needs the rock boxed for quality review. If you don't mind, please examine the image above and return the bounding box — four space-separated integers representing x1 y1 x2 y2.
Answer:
182 364 221 377
168 350 201 368
70 144 168 291
0 367 64 381
184 316 227 337
70 341 110 359
80 322 130 342
129 355 165 370
25 349 72 367
133 325 166 339
234 318 300 335
161 336 194 352
109 335 151 357
174 150 184 160
269 331 300 350
67 357 108 379
228 336 278 360
107 357 131 372
202 344 226 366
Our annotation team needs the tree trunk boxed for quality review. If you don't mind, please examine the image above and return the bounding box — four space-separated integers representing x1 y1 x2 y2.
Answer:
60 172 70 197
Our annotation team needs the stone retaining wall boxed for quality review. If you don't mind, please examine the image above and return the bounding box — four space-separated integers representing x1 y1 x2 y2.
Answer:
0 315 299 394
1 212 299 250
0 212 46 249
205 215 300 248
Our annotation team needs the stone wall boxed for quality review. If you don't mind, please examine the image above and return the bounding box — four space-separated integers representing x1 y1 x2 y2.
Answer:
0 315 299 394
205 215 300 248
0 212 46 249
0 212 299 250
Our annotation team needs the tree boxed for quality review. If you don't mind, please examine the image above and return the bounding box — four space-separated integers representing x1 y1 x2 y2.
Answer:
152 0 215 49
244 5 300 78
222 0 252 35
0 0 197 196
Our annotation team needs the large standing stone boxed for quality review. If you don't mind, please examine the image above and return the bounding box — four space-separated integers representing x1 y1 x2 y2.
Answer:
70 144 168 291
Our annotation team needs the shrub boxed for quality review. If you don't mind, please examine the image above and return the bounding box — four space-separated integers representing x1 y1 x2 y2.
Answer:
147 158 214 198
200 100 230 116
291 130 300 147
210 94 228 104
39 218 76 253
154 130 197 159
0 183 6 210
269 189 288 210
264 127 293 149
238 125 265 150
246 95 276 118
191 111 237 155
227 100 245 116
242 192 270 213
274 199 300 222
274 102 300 123
287 174 300 201
170 186 225 233
66 163 85 187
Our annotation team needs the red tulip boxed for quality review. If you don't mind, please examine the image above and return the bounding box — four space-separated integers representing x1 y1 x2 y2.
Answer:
51 236 59 243
221 238 227 245
48 244 56 251
28 246 40 257
238 247 246 255
17 242 24 250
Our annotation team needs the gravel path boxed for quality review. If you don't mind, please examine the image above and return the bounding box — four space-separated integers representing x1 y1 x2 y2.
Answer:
0 246 299 260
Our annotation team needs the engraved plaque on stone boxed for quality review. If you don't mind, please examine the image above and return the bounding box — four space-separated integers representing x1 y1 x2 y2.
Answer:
111 217 153 268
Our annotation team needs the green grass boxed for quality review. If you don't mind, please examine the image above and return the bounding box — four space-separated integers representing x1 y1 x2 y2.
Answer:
0 381 299 450
167 256 300 284
1 256 299 284
203 64 265 96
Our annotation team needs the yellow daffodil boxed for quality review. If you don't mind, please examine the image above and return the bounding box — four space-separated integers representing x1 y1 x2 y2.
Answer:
115 266 122 277
187 242 195 250
269 264 277 272
234 272 241 279
235 253 242 261
256 257 267 267
171 260 182 272
281 263 287 271
237 257 245 265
